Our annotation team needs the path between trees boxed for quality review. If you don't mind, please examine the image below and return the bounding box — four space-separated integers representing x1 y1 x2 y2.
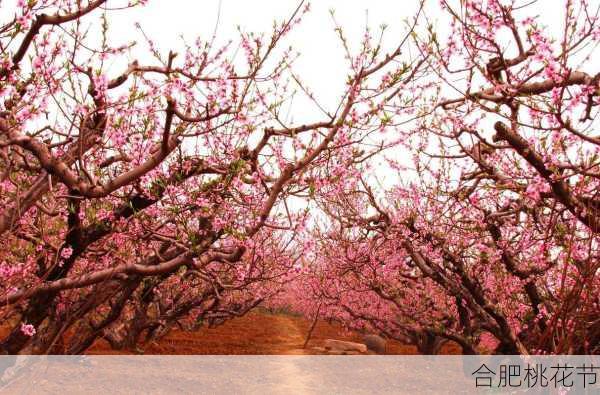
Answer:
87 310 373 355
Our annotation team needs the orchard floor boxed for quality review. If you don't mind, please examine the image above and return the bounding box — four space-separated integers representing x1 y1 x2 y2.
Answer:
87 310 461 355
2 311 465 393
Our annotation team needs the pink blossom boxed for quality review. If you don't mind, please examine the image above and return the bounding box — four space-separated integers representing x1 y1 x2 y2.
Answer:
20 323 36 337
61 247 73 260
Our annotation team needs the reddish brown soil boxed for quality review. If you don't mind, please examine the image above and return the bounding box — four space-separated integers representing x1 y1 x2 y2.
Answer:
86 310 461 355
0 310 460 354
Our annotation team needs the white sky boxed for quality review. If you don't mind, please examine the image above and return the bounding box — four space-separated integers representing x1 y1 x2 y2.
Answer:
0 0 575 191
106 1 572 105
108 0 424 112
0 0 572 100
97 0 430 189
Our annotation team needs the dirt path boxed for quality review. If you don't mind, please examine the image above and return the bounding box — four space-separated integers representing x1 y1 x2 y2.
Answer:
0 312 463 393
256 316 314 393
86 310 459 355
273 314 309 355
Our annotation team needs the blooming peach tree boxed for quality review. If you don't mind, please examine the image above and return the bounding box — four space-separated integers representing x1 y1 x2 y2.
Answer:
0 0 425 353
285 0 599 355
2 0 598 356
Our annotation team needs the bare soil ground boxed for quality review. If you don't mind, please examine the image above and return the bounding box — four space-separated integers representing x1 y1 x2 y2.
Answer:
0 312 464 393
87 310 461 355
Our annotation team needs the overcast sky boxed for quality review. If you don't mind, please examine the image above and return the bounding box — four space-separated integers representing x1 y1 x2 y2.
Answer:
1 0 572 189
106 1 571 105
95 0 571 191
0 0 572 127
107 1 426 112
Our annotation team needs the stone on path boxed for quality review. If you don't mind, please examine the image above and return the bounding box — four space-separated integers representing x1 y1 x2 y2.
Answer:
323 339 367 353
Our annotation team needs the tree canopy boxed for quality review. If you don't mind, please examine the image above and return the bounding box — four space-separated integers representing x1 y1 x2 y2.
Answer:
0 0 598 355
